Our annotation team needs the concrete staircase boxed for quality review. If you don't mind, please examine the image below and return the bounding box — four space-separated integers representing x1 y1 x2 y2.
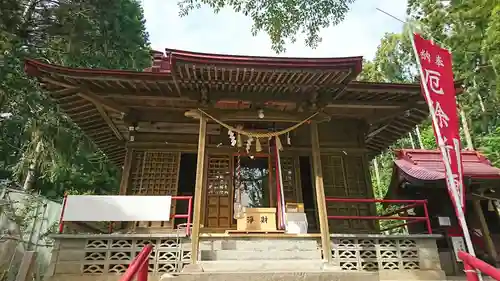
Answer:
164 238 367 281
156 237 449 281
197 238 324 272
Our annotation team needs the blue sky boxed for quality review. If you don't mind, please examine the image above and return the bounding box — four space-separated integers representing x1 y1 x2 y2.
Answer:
142 0 408 60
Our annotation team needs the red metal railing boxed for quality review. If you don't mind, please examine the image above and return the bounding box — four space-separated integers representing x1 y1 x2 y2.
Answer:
171 196 193 236
119 244 153 281
58 195 193 236
459 251 500 281
325 198 432 234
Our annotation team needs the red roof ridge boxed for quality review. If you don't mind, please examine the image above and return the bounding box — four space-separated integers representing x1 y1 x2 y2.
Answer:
165 47 363 63
164 47 363 71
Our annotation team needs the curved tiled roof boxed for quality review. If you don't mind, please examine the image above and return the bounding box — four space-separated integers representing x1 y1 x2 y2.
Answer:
394 149 500 180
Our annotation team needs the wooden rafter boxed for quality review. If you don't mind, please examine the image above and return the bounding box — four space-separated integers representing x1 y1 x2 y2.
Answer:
41 77 129 114
95 104 124 141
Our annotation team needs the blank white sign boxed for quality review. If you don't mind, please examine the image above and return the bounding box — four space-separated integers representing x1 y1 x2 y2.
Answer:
63 195 172 222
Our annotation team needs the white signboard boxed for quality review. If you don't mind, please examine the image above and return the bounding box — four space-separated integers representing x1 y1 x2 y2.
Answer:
63 195 172 222
451 236 466 262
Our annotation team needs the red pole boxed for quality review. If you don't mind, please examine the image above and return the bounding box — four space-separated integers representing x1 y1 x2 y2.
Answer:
187 196 192 236
459 251 500 281
463 261 480 281
423 201 432 234
119 245 153 281
273 138 282 229
58 193 68 234
137 258 149 281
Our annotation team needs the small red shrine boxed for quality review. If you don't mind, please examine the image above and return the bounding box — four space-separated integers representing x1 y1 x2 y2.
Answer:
387 149 500 274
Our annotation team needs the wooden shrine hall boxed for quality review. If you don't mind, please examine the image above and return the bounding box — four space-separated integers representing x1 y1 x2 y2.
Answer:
23 50 456 277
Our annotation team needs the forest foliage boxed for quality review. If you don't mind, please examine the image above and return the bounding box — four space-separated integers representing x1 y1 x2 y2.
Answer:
0 0 151 199
0 0 499 203
367 0 500 198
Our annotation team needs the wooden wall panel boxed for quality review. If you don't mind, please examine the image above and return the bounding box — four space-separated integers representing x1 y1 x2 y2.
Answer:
292 118 368 148
128 150 181 230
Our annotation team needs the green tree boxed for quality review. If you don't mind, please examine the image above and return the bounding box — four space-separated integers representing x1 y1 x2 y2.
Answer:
177 0 356 53
407 0 500 162
0 0 151 199
363 0 500 206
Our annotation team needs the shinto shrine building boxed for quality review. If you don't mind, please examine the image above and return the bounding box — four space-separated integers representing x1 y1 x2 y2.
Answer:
24 49 456 281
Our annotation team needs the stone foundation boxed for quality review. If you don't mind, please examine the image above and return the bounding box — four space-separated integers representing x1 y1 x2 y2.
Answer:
46 233 445 281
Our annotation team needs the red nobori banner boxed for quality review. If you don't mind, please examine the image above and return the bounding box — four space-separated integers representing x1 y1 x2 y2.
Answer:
413 33 465 211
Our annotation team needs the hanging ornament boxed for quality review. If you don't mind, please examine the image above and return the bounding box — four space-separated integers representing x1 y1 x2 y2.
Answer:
276 136 283 151
286 132 291 145
255 138 262 152
236 125 243 148
246 136 253 154
228 130 236 147
237 133 242 148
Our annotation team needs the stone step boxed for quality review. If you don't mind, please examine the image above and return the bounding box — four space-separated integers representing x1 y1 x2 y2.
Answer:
162 271 378 281
200 249 322 260
200 239 318 251
198 260 326 272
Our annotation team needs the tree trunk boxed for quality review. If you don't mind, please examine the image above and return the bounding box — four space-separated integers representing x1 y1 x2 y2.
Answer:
415 126 424 149
460 108 474 150
22 141 42 191
408 132 416 149
373 158 383 198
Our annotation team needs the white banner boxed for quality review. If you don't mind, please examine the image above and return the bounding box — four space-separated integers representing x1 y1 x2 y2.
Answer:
63 195 172 222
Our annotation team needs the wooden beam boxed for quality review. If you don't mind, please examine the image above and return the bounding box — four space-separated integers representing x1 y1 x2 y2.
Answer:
95 104 124 141
369 105 427 126
185 108 331 123
310 122 332 263
78 91 129 114
191 115 207 264
51 87 80 97
124 109 192 124
366 124 390 140
327 100 426 109
136 122 221 135
119 148 134 195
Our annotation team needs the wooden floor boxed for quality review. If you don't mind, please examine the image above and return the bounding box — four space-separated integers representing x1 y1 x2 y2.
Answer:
225 229 286 235
200 231 321 238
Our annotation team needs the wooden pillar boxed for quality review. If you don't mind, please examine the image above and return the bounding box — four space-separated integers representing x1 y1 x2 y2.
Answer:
472 199 497 263
119 148 134 195
191 115 207 264
310 122 332 262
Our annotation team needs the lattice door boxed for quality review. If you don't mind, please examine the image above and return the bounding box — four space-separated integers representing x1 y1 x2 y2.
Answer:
321 155 350 232
343 155 376 232
321 154 375 233
204 155 232 228
129 151 180 229
271 155 300 203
